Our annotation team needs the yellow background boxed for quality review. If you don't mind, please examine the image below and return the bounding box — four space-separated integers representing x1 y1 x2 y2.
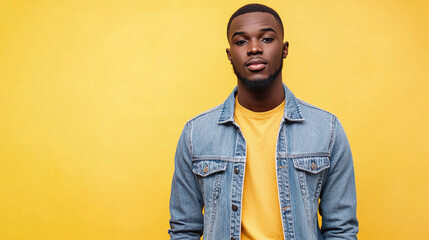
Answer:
0 0 428 239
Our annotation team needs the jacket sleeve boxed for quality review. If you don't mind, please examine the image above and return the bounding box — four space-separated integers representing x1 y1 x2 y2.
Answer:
168 121 204 239
319 117 359 239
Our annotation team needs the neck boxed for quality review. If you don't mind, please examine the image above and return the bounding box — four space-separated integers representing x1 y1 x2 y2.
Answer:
236 77 285 112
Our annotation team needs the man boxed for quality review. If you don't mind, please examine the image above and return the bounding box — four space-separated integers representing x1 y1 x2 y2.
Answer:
169 3 358 240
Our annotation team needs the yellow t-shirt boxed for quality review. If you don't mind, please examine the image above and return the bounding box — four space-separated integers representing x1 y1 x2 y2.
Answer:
234 97 285 240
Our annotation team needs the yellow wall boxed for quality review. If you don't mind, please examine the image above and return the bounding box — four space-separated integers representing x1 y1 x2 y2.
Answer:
0 0 428 239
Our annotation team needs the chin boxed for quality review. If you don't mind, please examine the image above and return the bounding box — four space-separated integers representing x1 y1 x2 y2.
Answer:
245 73 270 81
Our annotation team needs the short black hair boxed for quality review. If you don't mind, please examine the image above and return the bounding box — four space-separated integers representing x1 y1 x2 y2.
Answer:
227 3 284 39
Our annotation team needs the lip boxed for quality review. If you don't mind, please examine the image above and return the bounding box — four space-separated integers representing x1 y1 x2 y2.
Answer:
245 58 267 71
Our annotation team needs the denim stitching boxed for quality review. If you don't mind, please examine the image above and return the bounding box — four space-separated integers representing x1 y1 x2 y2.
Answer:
314 174 324 203
299 172 312 228
192 156 246 162
284 164 295 239
187 121 193 157
208 173 223 239
327 116 337 153
279 152 330 158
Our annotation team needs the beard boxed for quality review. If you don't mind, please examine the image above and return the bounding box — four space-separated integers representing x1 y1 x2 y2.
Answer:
232 58 283 91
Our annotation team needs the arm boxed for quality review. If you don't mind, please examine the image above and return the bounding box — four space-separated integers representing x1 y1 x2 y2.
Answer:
319 118 359 239
168 122 204 239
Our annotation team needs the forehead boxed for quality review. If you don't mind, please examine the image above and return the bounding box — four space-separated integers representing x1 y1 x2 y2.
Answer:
228 12 282 39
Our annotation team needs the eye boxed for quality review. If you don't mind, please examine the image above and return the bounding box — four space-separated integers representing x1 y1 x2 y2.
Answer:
235 40 247 46
262 38 273 43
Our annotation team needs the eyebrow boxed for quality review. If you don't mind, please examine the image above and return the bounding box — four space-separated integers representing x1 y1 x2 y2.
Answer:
231 27 278 39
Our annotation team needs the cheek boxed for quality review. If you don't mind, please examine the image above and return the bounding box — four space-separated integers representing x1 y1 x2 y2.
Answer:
231 55 244 67
268 49 283 65
230 48 246 60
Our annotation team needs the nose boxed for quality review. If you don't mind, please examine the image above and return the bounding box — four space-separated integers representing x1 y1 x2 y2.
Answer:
247 39 262 55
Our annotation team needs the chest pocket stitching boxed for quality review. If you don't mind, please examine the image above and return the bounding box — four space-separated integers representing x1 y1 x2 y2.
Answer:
192 160 227 177
292 156 330 174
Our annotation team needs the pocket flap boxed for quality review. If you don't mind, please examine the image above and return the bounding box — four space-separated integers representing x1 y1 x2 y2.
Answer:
293 156 330 174
192 160 227 177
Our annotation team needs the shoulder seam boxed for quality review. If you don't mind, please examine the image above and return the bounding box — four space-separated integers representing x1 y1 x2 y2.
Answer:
186 121 194 157
328 116 337 154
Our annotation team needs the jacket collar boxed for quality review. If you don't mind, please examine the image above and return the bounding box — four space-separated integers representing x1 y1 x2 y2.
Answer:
217 83 305 124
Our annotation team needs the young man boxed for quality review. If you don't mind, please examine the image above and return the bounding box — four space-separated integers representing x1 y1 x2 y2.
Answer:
169 4 358 240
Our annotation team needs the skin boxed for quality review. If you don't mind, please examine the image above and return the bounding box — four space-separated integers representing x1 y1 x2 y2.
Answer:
226 12 289 112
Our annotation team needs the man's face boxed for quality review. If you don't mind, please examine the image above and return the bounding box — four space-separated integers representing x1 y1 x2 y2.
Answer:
226 12 288 90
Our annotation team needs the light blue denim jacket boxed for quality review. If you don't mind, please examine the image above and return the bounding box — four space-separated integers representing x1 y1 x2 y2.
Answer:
169 84 358 240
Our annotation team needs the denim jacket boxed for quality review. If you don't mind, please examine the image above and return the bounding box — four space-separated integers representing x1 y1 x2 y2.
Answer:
169 84 358 240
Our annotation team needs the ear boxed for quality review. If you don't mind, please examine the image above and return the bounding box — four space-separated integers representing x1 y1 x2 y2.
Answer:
226 48 232 62
282 41 289 59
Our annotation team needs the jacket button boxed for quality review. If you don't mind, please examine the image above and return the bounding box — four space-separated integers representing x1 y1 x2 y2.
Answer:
203 166 208 173
231 237 236 240
232 204 238 211
311 162 316 170
234 167 239 174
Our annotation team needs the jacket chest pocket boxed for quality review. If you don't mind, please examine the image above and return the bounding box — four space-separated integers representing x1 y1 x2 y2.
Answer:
192 160 227 201
292 156 330 202
293 156 330 174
